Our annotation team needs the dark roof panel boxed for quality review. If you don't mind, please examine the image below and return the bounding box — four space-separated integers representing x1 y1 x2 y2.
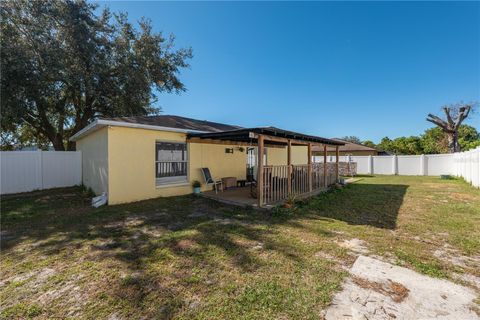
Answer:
100 115 241 132
99 115 343 146
189 127 344 146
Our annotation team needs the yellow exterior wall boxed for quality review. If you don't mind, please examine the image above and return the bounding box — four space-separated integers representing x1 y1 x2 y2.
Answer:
76 127 109 195
77 125 313 205
266 146 309 165
292 146 308 164
266 147 286 166
189 143 246 189
107 126 247 205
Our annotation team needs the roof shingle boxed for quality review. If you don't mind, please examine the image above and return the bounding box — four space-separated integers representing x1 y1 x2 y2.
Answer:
101 115 241 133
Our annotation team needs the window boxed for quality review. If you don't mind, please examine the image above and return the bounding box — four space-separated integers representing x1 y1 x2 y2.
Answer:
155 142 188 185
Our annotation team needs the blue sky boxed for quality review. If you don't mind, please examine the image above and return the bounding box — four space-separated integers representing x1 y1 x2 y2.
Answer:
97 1 479 142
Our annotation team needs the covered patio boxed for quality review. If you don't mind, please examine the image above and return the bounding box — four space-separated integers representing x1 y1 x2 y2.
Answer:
188 127 344 208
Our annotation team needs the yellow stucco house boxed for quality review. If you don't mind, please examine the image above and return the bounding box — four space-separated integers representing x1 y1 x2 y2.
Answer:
71 115 343 207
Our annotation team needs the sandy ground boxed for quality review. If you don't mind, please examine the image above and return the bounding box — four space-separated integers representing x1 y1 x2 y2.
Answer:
325 255 479 320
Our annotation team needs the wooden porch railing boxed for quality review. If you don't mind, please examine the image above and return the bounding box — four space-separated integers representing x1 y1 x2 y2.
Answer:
261 163 337 205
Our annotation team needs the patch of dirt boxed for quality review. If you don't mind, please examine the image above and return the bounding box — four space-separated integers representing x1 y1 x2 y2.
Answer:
103 217 146 229
175 239 198 250
1 267 57 288
251 242 264 251
212 217 250 227
433 247 480 268
37 282 81 304
91 239 123 251
139 226 166 238
314 251 337 261
124 217 146 227
314 251 353 270
187 294 202 310
422 183 456 191
325 255 479 320
453 272 480 290
337 238 369 255
448 192 477 202
0 270 35 287
107 313 123 320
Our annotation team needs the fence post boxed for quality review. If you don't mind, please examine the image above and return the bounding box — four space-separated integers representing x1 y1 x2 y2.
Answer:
37 150 44 190
454 152 459 177
392 155 398 175
368 155 373 175
420 154 426 176
477 147 480 188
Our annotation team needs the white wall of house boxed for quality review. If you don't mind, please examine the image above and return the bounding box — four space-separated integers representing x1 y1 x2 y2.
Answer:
0 151 82 194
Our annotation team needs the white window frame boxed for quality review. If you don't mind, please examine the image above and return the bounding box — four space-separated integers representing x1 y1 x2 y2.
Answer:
155 141 189 186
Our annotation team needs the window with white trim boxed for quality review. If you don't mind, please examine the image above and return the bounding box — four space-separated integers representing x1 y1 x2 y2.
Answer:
155 142 188 185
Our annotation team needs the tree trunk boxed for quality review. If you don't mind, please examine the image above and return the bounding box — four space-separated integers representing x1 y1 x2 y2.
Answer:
453 131 460 153
446 132 459 153
67 140 76 151
52 136 66 151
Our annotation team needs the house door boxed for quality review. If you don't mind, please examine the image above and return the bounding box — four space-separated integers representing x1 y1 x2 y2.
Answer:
246 147 267 181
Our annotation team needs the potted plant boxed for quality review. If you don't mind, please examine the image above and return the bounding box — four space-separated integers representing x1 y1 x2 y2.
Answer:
192 180 201 194
283 194 296 209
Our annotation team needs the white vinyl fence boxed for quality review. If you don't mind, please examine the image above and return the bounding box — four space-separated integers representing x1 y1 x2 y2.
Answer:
454 147 480 189
314 147 480 188
0 151 82 194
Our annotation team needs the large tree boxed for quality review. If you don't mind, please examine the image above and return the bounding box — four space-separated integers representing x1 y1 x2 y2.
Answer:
426 102 476 153
1 0 192 150
373 125 480 155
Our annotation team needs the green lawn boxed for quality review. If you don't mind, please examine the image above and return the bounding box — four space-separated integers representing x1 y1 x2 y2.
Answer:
1 176 479 319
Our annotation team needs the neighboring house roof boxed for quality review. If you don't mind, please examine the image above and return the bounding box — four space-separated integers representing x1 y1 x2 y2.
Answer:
312 138 378 152
378 150 393 155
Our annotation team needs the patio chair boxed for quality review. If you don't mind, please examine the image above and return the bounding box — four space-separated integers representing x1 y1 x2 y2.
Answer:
201 168 223 194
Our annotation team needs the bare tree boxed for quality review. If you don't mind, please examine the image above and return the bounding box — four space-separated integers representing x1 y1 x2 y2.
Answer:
426 102 476 153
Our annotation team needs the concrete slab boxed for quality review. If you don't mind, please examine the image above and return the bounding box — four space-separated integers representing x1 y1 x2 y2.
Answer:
325 255 479 320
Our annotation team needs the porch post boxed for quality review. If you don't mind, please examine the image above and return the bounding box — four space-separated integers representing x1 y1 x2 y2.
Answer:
308 143 312 192
335 145 339 182
287 139 292 194
323 145 327 187
257 134 264 207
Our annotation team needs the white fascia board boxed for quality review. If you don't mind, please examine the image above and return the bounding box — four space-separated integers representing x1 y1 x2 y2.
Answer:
69 120 102 141
69 119 207 141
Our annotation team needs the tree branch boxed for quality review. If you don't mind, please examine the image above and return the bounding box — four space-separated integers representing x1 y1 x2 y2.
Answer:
450 105 471 130
443 107 454 126
426 114 448 128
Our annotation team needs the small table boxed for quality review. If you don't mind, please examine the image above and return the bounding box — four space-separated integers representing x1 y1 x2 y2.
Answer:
237 179 247 187
222 177 237 189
